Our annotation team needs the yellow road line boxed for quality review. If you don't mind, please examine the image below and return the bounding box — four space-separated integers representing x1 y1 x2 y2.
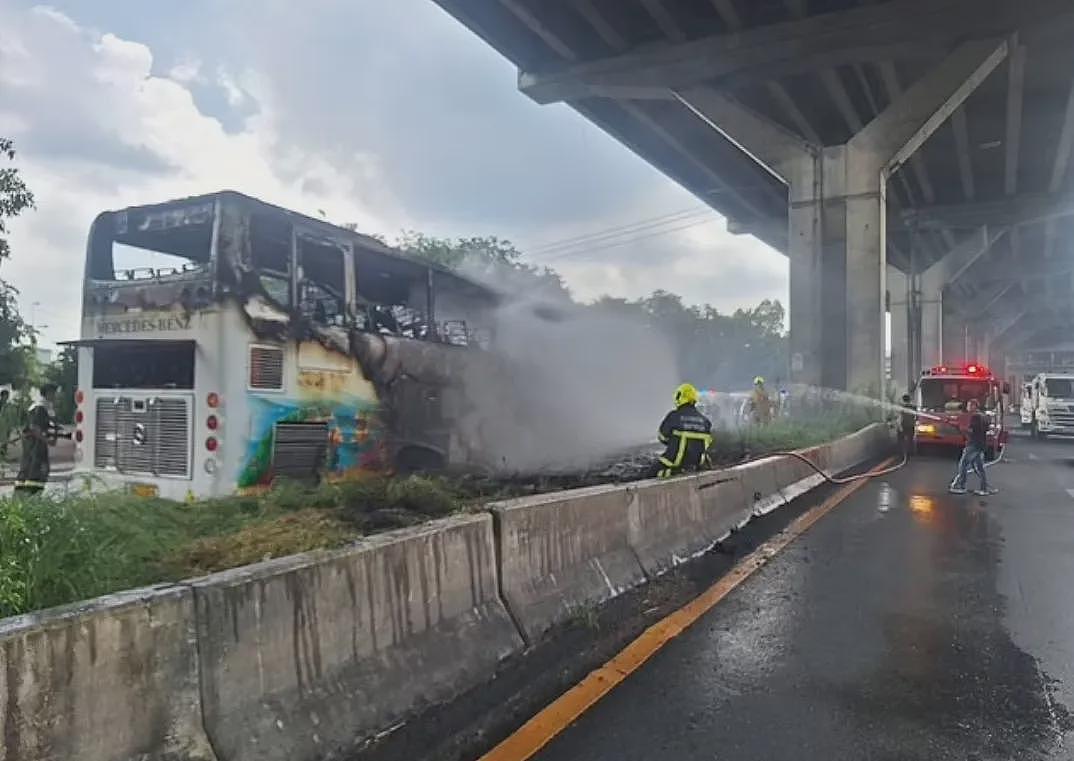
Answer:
479 457 896 761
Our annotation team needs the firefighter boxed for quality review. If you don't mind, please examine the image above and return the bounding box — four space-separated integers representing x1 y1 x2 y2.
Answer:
749 376 772 425
656 383 713 478
15 383 59 495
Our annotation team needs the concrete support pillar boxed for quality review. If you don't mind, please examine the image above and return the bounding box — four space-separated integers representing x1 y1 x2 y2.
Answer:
784 145 885 392
887 265 911 392
977 329 991 366
920 280 944 369
678 39 1006 392
943 304 968 365
917 226 995 369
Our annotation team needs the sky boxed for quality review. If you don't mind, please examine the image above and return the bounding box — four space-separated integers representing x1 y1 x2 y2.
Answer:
0 1 788 351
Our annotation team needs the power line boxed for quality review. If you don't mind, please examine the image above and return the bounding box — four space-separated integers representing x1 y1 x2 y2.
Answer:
526 207 709 255
525 206 712 257
539 216 719 263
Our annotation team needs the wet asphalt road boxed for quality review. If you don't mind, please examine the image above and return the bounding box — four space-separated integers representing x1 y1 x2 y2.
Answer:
535 430 1074 761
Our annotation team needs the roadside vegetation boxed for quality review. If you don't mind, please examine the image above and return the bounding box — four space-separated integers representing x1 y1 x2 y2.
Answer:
0 411 878 619
709 411 875 464
0 476 467 618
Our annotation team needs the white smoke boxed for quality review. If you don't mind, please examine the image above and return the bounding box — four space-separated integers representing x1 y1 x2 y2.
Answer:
457 265 678 473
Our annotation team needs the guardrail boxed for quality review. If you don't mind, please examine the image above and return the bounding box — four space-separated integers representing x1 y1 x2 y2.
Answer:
0 424 890 761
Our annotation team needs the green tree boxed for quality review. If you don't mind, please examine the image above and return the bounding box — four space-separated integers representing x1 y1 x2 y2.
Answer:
44 346 78 424
0 138 35 387
396 231 570 301
589 291 788 391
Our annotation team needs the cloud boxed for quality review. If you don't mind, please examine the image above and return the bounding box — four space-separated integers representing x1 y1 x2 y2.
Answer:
168 56 202 84
0 4 404 347
215 67 247 107
0 0 788 349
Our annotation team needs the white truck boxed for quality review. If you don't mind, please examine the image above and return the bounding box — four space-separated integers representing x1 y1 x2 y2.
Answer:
1024 373 1074 438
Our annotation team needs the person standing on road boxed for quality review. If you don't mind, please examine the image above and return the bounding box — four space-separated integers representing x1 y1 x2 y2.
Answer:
949 398 997 496
15 383 58 496
656 383 713 478
898 393 916 459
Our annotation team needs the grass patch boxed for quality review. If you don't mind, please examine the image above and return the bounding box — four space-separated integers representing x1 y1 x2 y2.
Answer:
171 510 353 576
710 413 875 464
0 475 464 618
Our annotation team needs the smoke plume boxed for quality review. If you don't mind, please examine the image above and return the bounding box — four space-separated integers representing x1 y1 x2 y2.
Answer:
459 266 678 473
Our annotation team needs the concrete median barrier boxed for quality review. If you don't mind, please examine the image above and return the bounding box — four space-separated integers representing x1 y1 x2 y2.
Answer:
732 458 788 516
191 513 522 761
627 474 748 577
829 423 889 473
0 585 215 761
491 484 647 642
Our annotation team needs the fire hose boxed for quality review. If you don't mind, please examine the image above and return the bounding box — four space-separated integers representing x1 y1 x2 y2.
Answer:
698 408 1008 491
698 448 908 491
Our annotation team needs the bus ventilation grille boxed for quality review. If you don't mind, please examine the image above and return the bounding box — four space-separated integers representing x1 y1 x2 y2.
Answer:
249 345 284 390
94 396 191 478
271 422 328 482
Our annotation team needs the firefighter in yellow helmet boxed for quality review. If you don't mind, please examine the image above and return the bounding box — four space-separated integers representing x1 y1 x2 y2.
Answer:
749 376 772 425
656 383 713 478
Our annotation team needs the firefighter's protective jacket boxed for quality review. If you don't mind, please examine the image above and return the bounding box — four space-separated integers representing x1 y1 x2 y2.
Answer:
657 403 713 476
750 387 772 424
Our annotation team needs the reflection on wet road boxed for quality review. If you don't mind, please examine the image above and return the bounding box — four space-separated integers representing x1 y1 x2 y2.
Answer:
536 431 1074 760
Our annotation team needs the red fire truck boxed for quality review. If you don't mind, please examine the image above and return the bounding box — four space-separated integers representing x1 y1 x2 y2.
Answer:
913 364 1010 457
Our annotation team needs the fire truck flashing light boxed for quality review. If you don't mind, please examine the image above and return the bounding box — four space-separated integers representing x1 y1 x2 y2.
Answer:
922 363 992 377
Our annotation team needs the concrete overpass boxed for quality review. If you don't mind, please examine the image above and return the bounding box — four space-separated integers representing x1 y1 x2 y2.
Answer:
430 0 1074 392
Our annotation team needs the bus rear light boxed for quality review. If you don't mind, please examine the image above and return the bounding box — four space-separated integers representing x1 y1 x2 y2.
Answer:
75 390 84 405
75 410 84 424
207 392 221 409
204 458 218 474
75 430 83 443
206 414 219 430
205 436 218 452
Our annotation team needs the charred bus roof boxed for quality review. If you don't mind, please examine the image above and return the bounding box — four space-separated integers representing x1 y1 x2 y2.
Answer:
86 190 500 304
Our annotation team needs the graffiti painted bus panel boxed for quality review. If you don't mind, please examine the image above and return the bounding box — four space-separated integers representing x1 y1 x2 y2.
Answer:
75 191 500 499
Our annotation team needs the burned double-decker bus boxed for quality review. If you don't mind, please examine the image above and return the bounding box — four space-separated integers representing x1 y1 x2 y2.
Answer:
71 191 504 499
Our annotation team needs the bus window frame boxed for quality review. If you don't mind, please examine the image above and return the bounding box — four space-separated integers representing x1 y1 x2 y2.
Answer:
353 245 437 340
292 226 354 328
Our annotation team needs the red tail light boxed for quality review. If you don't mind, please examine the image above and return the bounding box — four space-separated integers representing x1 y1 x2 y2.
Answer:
75 430 83 443
206 414 219 431
207 392 220 409
75 410 84 424
205 436 218 452
75 390 84 405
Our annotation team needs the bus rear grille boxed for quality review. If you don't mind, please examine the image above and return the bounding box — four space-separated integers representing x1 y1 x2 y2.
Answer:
271 422 328 482
94 396 191 478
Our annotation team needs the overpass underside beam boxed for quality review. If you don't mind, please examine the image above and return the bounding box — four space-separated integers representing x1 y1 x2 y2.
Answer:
681 39 1008 393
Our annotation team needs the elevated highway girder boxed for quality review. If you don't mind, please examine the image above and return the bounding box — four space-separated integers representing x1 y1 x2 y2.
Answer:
431 0 1074 390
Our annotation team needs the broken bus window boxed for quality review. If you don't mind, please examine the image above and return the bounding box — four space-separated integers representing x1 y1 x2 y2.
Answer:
297 234 348 327
86 202 214 282
250 211 292 306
